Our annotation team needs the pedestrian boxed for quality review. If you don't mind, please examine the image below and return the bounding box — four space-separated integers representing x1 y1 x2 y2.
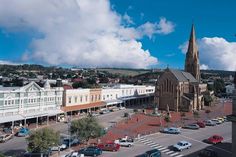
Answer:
136 117 139 122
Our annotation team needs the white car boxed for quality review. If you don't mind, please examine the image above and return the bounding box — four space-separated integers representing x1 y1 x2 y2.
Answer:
114 139 134 147
119 106 126 110
65 151 84 157
50 144 67 151
173 141 192 151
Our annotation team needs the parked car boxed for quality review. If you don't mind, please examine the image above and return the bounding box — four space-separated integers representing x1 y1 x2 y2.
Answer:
78 146 102 157
0 133 14 142
99 109 110 114
173 141 192 151
183 124 199 130
161 127 181 134
136 149 162 157
119 106 126 110
198 148 218 157
97 142 120 151
216 117 225 123
211 119 222 125
196 121 205 128
3 127 12 134
207 135 223 144
17 127 30 137
204 120 216 126
63 137 80 147
50 143 67 151
91 112 99 117
65 151 84 157
114 138 134 147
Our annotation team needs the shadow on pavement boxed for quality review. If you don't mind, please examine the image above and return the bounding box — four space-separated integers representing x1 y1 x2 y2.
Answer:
3 149 26 157
185 142 232 157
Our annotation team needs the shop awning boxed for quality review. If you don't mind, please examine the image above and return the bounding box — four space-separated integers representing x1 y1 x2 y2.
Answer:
62 101 105 112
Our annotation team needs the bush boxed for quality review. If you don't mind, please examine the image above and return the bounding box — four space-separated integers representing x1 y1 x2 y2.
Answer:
124 112 129 117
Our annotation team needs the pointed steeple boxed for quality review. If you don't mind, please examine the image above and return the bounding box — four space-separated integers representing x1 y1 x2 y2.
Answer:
184 24 200 82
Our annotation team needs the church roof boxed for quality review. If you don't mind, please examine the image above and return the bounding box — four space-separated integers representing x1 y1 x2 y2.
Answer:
170 69 198 83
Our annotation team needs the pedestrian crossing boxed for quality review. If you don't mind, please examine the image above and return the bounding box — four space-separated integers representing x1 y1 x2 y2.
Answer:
136 137 183 157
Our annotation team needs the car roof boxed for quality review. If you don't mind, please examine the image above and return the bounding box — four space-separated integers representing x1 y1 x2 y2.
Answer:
146 149 160 154
179 141 188 144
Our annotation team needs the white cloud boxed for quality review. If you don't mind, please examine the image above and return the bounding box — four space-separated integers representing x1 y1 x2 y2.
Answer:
200 64 209 70
179 37 236 71
123 13 134 25
0 0 175 68
0 60 19 65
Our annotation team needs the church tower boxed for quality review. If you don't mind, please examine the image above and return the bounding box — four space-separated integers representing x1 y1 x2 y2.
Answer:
184 24 200 82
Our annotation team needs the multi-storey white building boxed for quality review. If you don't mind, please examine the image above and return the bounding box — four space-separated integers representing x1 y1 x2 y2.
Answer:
0 81 63 125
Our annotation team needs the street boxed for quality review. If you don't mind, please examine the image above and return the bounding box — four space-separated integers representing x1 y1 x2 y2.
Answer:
100 121 232 157
0 109 132 155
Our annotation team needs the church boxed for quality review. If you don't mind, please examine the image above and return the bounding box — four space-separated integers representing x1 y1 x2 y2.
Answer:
154 24 207 112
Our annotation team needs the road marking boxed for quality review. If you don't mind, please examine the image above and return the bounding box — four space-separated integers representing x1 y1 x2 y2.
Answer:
169 152 179 156
166 151 174 154
158 147 167 150
138 139 150 142
175 155 183 157
161 149 169 153
150 144 159 147
155 145 164 149
146 142 156 146
143 141 154 144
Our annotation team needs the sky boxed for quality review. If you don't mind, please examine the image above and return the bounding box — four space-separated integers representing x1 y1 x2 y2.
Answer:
0 0 236 71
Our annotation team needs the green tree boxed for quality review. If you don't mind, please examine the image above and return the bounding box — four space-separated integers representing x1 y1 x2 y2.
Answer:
204 94 213 106
164 115 171 127
214 79 225 94
27 128 59 153
70 117 103 144
0 153 5 157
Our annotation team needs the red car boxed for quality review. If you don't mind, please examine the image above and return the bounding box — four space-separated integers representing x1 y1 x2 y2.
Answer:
196 121 206 128
208 135 223 144
97 142 120 151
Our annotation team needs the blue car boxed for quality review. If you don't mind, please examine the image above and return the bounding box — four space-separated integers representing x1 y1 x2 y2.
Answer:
17 127 30 137
78 146 102 156
161 127 181 134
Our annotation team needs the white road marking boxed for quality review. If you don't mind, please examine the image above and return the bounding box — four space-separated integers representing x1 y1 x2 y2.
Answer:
155 145 164 149
161 149 169 153
166 151 174 154
169 152 179 156
150 144 159 147
146 142 156 146
175 155 183 157
158 147 167 150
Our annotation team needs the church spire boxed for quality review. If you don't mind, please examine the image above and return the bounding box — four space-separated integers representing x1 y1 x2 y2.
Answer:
184 24 200 82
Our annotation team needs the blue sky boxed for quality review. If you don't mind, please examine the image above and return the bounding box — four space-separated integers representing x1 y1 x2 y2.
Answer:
0 0 236 70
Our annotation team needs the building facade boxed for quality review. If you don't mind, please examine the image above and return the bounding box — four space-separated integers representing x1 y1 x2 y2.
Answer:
0 81 63 125
154 24 207 112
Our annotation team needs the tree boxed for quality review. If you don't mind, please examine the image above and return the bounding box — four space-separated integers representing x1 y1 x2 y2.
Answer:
0 153 5 157
204 94 213 106
214 79 225 94
27 128 59 153
70 117 103 144
164 115 171 127
193 111 200 122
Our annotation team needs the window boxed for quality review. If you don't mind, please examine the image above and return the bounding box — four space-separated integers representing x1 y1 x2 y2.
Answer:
91 95 94 102
68 97 72 103
103 95 105 100
74 96 77 103
85 95 88 102
98 95 101 100
95 95 97 101
80 96 83 102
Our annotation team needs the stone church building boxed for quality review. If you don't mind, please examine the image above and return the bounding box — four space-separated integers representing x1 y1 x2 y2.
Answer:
154 24 207 112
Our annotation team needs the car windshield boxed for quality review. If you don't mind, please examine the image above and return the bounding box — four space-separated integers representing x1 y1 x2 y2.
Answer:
177 142 183 146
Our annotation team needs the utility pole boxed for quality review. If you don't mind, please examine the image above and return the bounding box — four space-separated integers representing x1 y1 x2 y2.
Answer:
68 116 71 149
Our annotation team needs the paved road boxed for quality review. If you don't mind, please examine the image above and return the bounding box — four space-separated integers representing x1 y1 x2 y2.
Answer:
100 121 231 157
0 109 132 155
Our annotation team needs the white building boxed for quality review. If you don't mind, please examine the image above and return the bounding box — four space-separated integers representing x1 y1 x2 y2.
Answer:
226 84 235 94
62 84 155 114
0 81 63 125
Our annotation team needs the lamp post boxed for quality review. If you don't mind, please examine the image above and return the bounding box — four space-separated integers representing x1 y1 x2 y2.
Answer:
68 116 71 149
